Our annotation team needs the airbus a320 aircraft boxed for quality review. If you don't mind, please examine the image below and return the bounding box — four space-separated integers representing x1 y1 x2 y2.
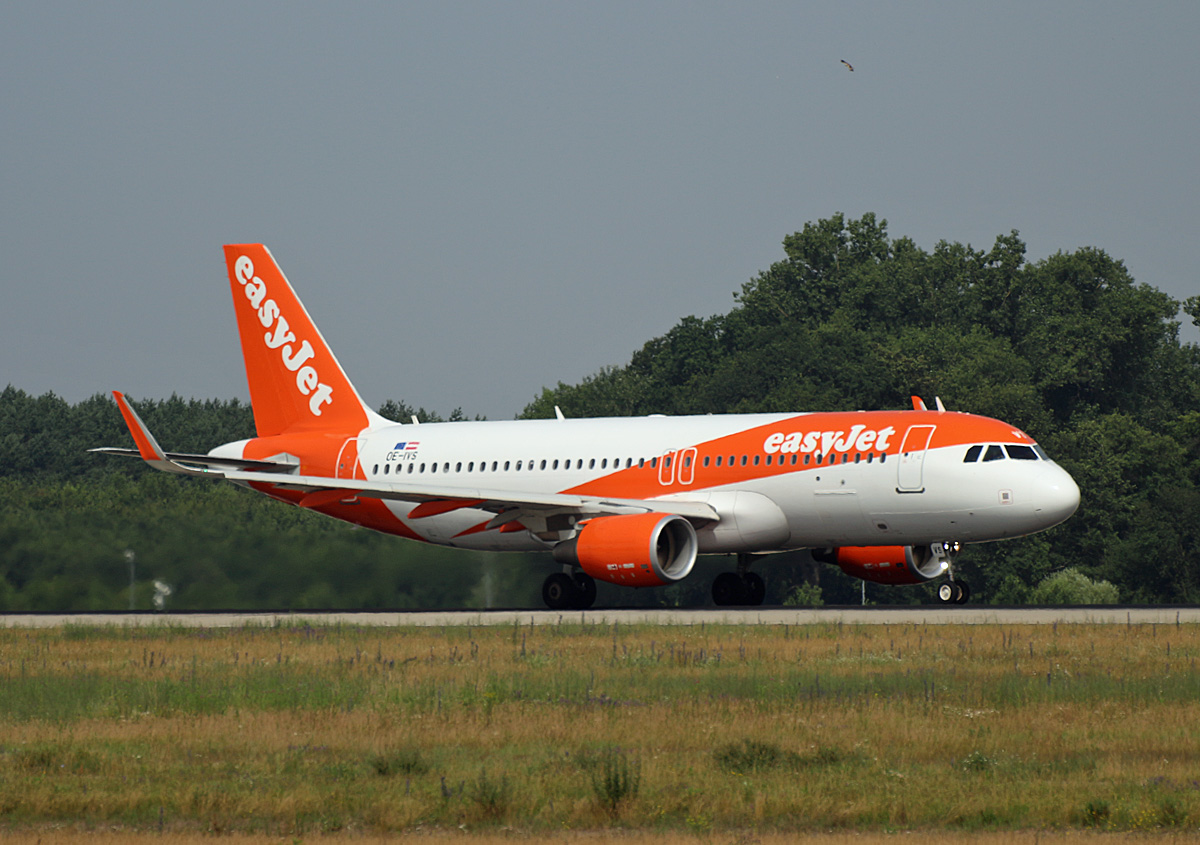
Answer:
97 245 1080 608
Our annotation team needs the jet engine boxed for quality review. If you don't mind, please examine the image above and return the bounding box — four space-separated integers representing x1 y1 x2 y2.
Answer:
553 512 698 587
815 544 949 585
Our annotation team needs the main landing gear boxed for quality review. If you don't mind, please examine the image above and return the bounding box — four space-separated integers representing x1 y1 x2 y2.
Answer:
542 569 597 610
711 555 766 606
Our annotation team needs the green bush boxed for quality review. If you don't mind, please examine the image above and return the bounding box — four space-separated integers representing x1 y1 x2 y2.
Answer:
1029 568 1119 605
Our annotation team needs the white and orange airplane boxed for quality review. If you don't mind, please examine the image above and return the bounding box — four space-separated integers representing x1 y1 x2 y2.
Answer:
97 244 1080 608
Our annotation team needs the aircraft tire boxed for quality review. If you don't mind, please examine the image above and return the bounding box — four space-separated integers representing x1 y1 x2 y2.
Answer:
954 580 971 604
712 571 747 606
937 582 957 604
543 573 579 610
573 573 597 609
744 572 766 606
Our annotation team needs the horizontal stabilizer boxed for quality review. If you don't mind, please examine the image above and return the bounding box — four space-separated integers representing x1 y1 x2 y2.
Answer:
89 447 298 474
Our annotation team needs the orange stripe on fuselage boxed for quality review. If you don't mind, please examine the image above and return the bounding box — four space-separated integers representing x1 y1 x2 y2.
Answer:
563 410 1031 499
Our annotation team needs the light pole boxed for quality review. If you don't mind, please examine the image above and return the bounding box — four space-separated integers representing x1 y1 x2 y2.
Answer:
125 549 135 611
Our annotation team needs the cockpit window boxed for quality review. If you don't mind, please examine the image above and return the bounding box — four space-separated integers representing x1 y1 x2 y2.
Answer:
1033 445 1049 461
1005 444 1038 460
963 445 983 463
982 445 1005 462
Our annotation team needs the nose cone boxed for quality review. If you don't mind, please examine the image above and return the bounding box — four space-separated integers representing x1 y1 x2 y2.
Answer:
1033 464 1081 528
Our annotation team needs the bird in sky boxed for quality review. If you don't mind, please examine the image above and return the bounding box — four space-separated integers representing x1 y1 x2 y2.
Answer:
841 59 854 71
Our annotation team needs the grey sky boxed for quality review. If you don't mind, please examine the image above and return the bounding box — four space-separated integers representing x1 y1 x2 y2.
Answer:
3 2 1197 421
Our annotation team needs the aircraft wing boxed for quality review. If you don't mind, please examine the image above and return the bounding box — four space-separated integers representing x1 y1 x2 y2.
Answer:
99 390 719 524
218 468 719 523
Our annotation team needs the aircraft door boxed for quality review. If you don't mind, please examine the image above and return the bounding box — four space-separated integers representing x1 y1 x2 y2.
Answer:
336 437 364 480
896 425 935 493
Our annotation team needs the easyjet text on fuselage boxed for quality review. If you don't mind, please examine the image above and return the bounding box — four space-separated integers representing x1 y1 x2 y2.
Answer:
762 424 896 456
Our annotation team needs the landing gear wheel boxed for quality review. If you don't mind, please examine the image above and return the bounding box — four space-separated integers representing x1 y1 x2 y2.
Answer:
542 573 579 610
573 573 597 609
953 580 970 605
937 581 961 604
712 572 747 606
743 572 766 606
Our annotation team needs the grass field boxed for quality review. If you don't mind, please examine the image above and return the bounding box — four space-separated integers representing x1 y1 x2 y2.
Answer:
1 619 1199 839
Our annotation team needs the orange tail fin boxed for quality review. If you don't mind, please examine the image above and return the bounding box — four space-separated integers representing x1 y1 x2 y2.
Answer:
223 244 376 437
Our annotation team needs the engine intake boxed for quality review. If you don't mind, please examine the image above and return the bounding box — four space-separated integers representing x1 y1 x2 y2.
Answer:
553 513 698 587
815 544 949 585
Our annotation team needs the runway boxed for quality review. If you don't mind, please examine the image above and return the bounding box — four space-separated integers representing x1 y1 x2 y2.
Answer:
4 606 1200 628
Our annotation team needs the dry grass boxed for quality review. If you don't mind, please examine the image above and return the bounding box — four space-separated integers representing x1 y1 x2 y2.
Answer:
2 620 1200 837
2 831 1199 844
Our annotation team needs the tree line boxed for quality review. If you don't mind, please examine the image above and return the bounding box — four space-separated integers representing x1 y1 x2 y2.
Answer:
3 213 1198 608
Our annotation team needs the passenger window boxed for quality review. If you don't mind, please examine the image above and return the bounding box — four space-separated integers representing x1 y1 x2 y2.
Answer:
601 458 608 469
455 462 462 472
503 461 510 471
1005 444 1038 460
983 445 1005 462
443 463 450 473
515 461 522 471
740 455 748 467
431 463 438 473
702 456 710 467
651 457 658 468
491 462 498 471
407 463 414 474
964 445 983 462
589 458 595 469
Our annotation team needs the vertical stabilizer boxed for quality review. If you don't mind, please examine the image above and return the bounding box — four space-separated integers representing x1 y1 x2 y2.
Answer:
223 244 380 437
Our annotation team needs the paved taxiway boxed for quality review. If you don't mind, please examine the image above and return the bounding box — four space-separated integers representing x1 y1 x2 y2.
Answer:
3 607 1200 628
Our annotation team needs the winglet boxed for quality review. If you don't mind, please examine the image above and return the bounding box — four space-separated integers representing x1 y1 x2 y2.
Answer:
113 391 167 461
911 396 928 411
111 391 211 477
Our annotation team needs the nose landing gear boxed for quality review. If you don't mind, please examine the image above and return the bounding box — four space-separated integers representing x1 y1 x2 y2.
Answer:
933 541 969 604
937 580 970 604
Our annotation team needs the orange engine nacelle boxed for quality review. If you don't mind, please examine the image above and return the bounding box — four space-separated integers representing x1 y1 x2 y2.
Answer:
552 513 698 587
818 545 948 586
